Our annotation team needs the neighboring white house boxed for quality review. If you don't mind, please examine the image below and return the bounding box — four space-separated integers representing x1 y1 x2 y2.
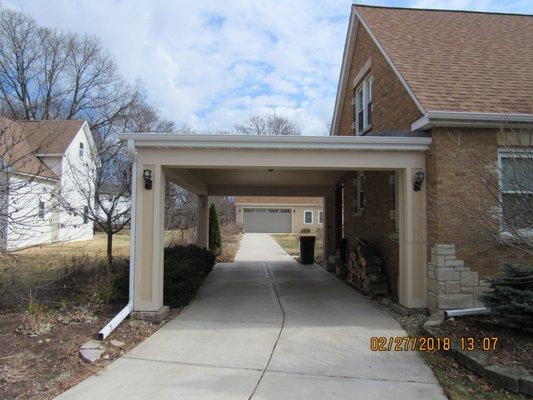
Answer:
96 183 131 228
0 118 98 251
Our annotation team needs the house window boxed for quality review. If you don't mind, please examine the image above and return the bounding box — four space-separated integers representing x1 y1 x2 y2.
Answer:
83 206 89 224
79 142 84 157
318 210 324 224
355 75 373 134
304 210 313 224
38 201 45 219
499 150 533 233
353 171 365 215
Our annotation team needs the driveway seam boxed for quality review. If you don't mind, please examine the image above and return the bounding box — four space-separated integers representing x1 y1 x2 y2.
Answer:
248 261 286 400
122 355 264 372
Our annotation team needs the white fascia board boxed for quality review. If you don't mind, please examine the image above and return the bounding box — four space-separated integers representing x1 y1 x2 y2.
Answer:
330 7 358 136
119 133 432 152
412 111 533 131
81 122 101 167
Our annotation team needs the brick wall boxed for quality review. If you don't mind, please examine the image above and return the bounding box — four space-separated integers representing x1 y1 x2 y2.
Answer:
337 24 422 135
342 171 399 300
426 128 533 309
427 128 533 276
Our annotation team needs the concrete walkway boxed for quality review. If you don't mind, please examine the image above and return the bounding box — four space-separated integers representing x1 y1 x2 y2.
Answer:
57 233 446 399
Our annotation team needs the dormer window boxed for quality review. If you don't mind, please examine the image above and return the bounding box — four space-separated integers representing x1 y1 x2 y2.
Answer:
355 75 373 134
79 142 84 157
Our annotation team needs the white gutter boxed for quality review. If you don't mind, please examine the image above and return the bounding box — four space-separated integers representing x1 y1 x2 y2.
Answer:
98 139 138 340
118 133 432 152
412 111 533 131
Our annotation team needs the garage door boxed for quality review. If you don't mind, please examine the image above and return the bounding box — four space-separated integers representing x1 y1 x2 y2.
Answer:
243 208 292 233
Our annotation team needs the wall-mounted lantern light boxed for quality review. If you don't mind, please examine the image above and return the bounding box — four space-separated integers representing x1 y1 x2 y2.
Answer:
143 169 152 190
413 171 425 192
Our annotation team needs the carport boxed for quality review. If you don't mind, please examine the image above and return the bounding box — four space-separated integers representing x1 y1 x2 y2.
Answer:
120 133 431 318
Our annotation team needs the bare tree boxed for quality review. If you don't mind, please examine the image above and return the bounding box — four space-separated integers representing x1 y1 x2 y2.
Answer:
165 183 197 242
426 128 533 263
234 113 301 136
210 196 236 225
0 118 66 254
0 6 181 264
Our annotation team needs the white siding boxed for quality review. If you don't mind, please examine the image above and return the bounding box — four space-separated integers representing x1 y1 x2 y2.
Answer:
57 126 95 243
2 122 98 251
4 175 56 250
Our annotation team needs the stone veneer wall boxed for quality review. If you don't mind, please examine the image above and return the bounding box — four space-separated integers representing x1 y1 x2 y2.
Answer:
427 244 492 310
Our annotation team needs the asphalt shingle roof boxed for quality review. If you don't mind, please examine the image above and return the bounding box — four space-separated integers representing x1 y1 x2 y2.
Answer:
355 5 533 114
18 120 86 154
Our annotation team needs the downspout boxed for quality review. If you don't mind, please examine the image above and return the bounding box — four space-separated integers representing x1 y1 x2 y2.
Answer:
98 139 138 340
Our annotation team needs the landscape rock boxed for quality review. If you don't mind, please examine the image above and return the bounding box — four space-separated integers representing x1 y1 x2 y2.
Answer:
79 340 105 363
110 340 125 348
79 348 104 363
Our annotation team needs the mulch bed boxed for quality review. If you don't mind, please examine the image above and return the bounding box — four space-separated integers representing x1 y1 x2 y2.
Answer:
431 316 532 374
0 306 179 399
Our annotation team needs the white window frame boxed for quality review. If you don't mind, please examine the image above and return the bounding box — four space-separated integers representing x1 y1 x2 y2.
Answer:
353 171 365 216
79 142 84 157
497 149 533 239
355 75 373 135
318 210 324 224
303 210 313 225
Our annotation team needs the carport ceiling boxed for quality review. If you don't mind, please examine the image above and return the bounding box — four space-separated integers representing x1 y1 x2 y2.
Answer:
186 168 347 187
166 167 349 196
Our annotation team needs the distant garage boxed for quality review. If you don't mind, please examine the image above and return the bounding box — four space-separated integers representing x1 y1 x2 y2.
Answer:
243 208 292 233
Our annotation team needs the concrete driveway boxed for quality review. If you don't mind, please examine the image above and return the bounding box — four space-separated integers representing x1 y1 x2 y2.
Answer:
57 233 446 399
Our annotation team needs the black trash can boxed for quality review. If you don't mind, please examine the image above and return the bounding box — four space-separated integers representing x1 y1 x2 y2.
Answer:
299 235 316 264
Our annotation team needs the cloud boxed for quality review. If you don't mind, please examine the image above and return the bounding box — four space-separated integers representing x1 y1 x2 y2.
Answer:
5 0 532 134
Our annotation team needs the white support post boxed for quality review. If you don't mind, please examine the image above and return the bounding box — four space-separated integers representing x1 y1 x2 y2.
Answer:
398 167 427 308
197 194 209 249
324 191 336 271
132 163 168 320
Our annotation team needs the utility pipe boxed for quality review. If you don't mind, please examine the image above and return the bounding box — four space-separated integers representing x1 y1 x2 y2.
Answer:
98 140 138 340
444 307 491 319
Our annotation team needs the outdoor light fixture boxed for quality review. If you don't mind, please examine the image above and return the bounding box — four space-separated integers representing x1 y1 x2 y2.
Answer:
143 169 152 190
413 171 425 192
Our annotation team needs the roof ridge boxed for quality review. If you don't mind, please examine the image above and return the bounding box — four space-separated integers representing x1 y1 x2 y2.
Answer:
352 3 533 18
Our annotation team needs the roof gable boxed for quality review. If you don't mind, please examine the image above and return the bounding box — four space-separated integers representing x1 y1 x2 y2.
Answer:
355 5 533 114
332 5 533 133
18 120 86 155
0 118 57 180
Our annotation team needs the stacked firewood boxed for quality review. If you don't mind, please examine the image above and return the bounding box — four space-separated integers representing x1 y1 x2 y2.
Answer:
346 238 389 298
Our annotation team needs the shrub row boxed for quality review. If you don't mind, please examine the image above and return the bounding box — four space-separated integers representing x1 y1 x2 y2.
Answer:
113 244 216 308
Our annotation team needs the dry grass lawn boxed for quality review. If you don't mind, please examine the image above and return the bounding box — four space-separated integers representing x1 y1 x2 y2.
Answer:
271 233 323 263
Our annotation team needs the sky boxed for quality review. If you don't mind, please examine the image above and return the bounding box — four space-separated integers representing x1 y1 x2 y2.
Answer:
4 0 532 135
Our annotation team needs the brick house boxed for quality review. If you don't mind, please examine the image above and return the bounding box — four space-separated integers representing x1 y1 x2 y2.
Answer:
330 5 533 309
118 6 531 323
